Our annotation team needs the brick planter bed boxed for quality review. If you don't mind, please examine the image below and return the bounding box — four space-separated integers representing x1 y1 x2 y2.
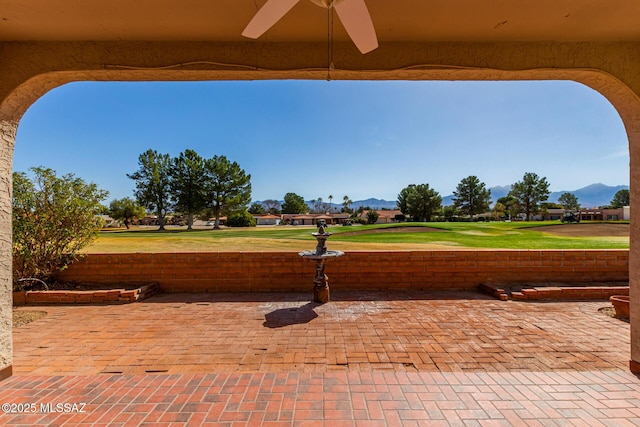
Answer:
12 283 160 306
480 282 629 301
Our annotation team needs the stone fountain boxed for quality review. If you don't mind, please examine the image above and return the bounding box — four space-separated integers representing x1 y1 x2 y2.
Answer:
298 223 344 303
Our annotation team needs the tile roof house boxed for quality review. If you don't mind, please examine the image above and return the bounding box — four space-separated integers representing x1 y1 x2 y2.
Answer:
253 214 281 225
281 213 351 226
358 210 404 224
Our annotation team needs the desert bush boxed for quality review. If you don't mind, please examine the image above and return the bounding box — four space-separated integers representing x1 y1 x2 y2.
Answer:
13 167 108 289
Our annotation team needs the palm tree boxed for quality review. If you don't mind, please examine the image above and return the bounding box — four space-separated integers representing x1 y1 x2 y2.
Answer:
342 195 353 213
328 195 333 211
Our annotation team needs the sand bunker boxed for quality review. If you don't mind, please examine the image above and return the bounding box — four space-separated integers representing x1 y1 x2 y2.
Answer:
531 223 629 237
339 226 447 236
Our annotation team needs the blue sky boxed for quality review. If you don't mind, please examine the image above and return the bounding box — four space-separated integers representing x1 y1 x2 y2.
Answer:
14 80 629 203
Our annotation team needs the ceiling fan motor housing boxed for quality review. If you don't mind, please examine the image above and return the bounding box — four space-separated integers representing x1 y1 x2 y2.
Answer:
310 0 345 8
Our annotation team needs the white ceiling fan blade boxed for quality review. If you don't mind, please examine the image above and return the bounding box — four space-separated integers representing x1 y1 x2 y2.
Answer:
242 0 301 39
334 0 378 54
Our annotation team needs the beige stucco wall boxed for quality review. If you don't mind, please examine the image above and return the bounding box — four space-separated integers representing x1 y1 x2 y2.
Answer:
1 40 640 374
0 120 16 376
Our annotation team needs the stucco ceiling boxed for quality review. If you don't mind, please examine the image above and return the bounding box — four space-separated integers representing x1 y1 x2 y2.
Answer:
1 0 640 44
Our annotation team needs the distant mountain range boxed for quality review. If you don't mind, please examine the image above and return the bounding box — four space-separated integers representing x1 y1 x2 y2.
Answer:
488 183 629 208
260 183 629 211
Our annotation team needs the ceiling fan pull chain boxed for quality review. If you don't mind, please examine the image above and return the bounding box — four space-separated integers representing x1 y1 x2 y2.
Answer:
327 3 334 81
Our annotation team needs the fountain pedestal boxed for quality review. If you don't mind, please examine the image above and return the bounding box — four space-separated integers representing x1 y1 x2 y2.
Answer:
313 259 330 303
298 225 344 304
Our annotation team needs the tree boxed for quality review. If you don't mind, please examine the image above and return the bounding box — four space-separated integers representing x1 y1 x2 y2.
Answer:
109 197 146 229
13 167 108 288
342 195 353 213
442 205 459 222
310 197 329 213
452 175 492 219
248 202 266 215
496 195 520 220
557 192 580 210
396 185 415 217
493 202 506 221
262 199 282 215
508 172 550 221
397 183 442 222
170 149 207 230
226 210 257 227
328 195 334 211
204 155 252 230
611 189 630 208
128 149 173 230
366 209 379 224
282 192 308 214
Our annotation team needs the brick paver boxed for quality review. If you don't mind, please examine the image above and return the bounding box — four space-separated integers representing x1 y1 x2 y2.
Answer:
4 290 639 425
2 371 640 426
12 291 629 375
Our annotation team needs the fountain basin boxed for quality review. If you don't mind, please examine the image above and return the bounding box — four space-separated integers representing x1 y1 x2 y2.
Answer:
298 250 345 260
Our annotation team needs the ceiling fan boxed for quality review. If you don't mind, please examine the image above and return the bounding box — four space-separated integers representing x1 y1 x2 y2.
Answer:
242 0 378 54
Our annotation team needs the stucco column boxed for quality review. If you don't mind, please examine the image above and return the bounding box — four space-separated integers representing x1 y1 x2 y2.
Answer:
600 74 640 372
0 119 15 380
629 125 640 371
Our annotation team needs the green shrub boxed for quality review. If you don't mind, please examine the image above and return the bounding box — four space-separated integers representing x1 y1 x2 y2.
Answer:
366 210 379 224
226 210 256 227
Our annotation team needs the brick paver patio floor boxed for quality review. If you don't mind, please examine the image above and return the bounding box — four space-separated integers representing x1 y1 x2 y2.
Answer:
3 290 640 426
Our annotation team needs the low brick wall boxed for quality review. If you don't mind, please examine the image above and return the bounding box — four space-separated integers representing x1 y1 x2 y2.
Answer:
13 283 161 306
55 250 629 293
512 286 629 301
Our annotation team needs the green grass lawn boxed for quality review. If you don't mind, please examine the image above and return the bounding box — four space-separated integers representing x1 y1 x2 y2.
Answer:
86 221 629 253
329 221 629 249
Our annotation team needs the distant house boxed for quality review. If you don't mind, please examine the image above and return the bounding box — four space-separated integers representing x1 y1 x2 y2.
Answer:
139 215 159 226
536 208 565 221
254 214 281 225
167 215 186 226
286 214 315 226
97 214 118 228
534 207 627 221
358 209 404 224
280 213 351 226
577 207 626 221
207 217 227 226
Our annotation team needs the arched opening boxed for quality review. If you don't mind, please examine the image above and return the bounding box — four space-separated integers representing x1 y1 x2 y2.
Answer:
5 70 637 378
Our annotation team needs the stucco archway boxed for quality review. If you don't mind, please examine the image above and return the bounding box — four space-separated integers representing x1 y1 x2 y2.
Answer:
2 40 640 379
